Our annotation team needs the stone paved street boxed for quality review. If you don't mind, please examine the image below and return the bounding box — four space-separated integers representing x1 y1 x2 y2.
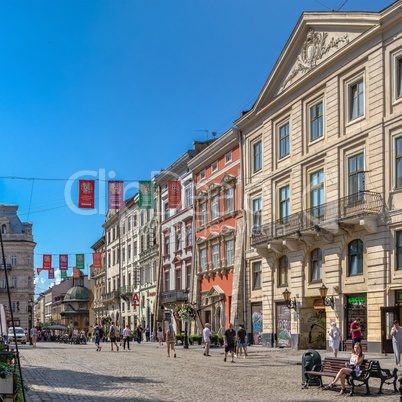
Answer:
13 341 402 402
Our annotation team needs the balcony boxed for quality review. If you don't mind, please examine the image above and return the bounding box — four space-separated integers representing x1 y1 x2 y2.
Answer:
160 289 189 305
120 285 136 301
251 191 385 248
101 290 120 304
0 264 12 270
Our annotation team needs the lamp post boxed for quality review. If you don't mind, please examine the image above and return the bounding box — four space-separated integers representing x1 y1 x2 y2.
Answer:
183 289 189 349
28 300 34 345
282 288 297 310
319 284 334 309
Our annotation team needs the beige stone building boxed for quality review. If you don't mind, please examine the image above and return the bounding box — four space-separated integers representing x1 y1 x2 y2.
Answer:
237 1 402 352
90 236 106 326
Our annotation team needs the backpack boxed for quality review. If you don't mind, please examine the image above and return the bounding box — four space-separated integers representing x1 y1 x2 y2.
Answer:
98 328 104 337
109 326 115 337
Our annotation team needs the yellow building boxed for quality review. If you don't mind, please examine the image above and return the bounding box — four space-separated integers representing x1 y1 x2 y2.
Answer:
237 1 402 352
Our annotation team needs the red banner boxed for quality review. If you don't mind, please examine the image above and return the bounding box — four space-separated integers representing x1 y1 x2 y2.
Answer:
73 267 80 278
36 268 43 275
59 254 68 270
168 180 181 209
92 252 102 269
43 255 52 270
108 181 124 210
78 180 95 209
48 268 55 279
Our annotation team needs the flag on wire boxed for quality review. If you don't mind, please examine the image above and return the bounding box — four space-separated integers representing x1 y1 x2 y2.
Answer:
108 180 124 210
78 179 95 209
168 180 182 209
76 254 85 270
73 267 80 278
43 255 52 270
92 252 102 268
59 254 68 270
60 270 68 279
48 268 55 279
139 181 153 209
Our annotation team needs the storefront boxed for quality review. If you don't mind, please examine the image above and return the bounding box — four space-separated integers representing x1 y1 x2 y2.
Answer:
251 303 263 345
344 294 367 351
276 303 291 348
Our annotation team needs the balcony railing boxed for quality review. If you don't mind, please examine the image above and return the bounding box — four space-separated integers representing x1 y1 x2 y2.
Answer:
120 285 136 298
160 289 189 304
101 290 120 303
251 191 384 247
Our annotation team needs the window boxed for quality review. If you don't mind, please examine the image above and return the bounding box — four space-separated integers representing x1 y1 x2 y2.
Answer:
11 255 16 266
140 211 144 225
225 240 234 266
128 244 131 261
397 231 402 270
185 225 192 248
11 277 17 288
279 185 290 224
253 139 262 173
310 248 322 281
348 239 363 276
211 161 218 172
145 264 151 283
278 121 290 158
310 169 324 218
348 77 364 121
211 244 220 269
252 261 262 290
348 153 365 201
224 187 235 214
133 241 138 256
175 229 181 251
164 270 169 292
186 264 191 289
225 152 232 164
122 221 126 235
278 256 288 287
200 248 207 272
1 225 5 234
396 137 402 189
200 169 206 180
252 197 262 228
164 202 169 220
128 216 131 231
211 195 219 220
397 57 402 99
199 202 207 226
153 261 157 282
176 268 182 290
185 186 192 208
309 99 323 141
133 213 137 227
122 248 126 263
164 235 170 255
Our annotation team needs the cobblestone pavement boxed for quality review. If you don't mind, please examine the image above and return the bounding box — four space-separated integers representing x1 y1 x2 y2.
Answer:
13 341 402 402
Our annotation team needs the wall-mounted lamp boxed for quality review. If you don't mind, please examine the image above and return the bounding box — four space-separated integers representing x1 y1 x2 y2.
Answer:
319 284 334 309
282 288 297 310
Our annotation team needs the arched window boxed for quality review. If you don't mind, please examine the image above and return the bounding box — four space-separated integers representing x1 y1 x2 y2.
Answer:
310 249 322 281
348 239 363 276
11 255 17 266
278 256 288 287
1 225 6 234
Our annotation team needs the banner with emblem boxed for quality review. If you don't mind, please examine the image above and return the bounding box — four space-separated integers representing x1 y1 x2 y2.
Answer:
78 179 95 209
168 180 181 209
139 181 153 209
92 252 102 269
108 180 124 210
59 254 68 270
76 254 85 270
43 254 52 270
73 267 80 278
48 268 55 279
60 270 68 279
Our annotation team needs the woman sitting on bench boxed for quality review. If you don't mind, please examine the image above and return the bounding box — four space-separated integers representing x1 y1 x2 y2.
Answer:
323 342 364 395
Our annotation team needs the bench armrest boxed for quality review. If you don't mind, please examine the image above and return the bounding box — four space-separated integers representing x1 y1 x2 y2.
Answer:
308 363 322 372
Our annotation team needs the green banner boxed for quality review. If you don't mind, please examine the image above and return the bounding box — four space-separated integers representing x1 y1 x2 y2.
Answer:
60 270 68 279
139 181 153 209
76 254 85 270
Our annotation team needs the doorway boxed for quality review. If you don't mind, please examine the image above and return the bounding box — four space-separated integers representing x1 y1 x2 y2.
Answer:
381 306 399 354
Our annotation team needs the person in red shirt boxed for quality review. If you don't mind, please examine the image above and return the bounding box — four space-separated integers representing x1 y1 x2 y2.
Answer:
350 317 362 347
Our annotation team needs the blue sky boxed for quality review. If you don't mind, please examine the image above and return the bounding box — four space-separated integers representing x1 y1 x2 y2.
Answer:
0 0 392 296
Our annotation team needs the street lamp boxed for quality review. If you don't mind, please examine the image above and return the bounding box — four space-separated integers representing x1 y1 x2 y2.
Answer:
319 284 334 309
282 288 297 310
28 300 34 345
183 289 190 350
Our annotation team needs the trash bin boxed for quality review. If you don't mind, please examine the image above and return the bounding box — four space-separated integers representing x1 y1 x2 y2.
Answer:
302 349 321 387
247 333 253 346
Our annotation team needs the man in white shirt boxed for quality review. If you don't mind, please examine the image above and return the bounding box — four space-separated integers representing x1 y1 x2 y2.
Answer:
203 323 211 357
30 327 37 347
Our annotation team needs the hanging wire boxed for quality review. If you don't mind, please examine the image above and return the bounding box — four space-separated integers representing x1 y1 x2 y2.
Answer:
27 179 35 221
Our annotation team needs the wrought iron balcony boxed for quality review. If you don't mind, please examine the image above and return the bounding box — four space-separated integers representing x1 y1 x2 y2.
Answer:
101 290 120 304
251 191 384 247
160 289 189 304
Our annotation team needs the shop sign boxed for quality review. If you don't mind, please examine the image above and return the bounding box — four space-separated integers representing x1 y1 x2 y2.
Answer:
347 296 366 308
396 291 402 306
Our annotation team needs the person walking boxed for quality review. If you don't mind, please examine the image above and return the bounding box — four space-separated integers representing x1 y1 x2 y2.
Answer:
328 321 342 357
203 323 211 357
136 325 143 344
122 324 131 350
391 320 402 366
350 317 362 347
145 325 151 342
109 321 119 352
157 326 164 347
223 323 237 363
237 324 248 358
30 327 37 347
166 324 176 358
94 324 103 351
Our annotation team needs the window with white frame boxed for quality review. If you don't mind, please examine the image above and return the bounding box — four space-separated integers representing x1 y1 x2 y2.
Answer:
211 244 220 269
396 231 402 270
199 202 207 226
278 256 288 287
211 160 218 172
225 151 232 164
252 261 262 290
252 139 262 173
164 270 169 291
185 225 192 247
279 185 290 224
395 136 402 189
11 255 16 266
348 239 363 276
348 76 364 121
200 169 206 180
224 186 235 214
211 194 219 220
128 244 131 261
164 202 169 220
128 216 131 231
225 239 234 266
393 53 402 101
309 99 324 142
185 186 192 208
133 213 137 227
310 248 322 281
348 152 365 201
200 248 207 272
310 169 324 218
278 121 290 159
176 268 182 290
164 234 170 255
252 197 262 228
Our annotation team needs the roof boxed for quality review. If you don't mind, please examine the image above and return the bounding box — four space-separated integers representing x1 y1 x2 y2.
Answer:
63 286 90 302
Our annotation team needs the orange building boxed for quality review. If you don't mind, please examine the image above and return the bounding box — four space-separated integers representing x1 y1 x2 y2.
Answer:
188 129 245 334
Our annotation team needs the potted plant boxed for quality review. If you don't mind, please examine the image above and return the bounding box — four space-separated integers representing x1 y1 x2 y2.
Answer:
189 334 202 345
0 362 14 394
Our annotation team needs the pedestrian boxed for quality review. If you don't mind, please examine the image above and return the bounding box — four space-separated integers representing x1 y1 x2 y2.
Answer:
350 317 362 347
328 321 342 358
94 324 103 351
166 324 176 358
323 342 364 395
109 321 119 352
237 324 248 358
145 325 150 342
30 327 37 347
122 324 131 350
391 320 402 366
223 323 237 363
136 325 143 344
203 323 211 357
157 326 164 347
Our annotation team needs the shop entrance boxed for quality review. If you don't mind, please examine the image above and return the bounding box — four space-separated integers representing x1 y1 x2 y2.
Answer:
381 306 399 354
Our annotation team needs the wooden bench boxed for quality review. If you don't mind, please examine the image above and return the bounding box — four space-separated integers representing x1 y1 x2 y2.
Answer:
366 360 398 394
304 357 373 395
